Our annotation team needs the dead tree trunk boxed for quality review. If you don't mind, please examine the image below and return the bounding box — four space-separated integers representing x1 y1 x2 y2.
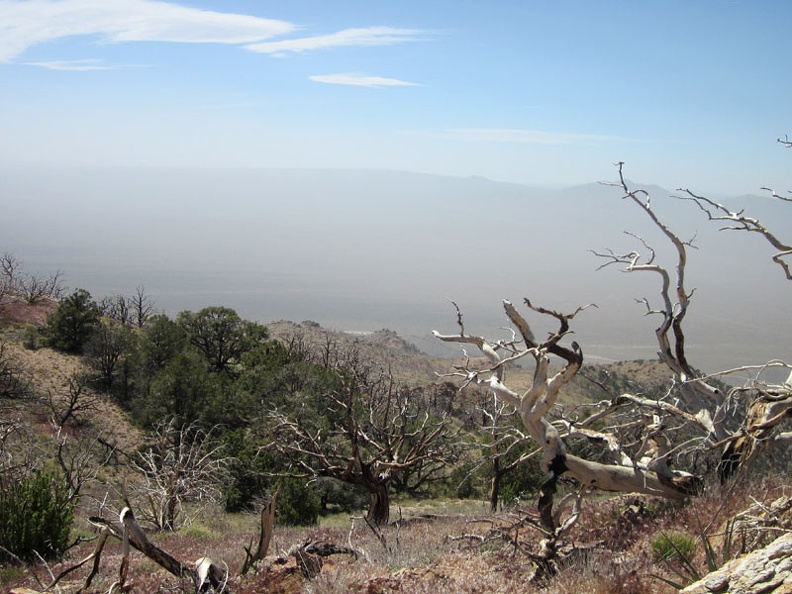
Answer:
241 492 277 574
489 460 501 512
362 468 391 526
435 298 701 572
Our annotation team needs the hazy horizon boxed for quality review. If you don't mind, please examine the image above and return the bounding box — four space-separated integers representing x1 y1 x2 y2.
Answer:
3 2 791 378
3 165 789 377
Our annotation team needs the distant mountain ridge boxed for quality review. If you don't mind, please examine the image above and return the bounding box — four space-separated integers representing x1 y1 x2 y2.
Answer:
2 166 789 374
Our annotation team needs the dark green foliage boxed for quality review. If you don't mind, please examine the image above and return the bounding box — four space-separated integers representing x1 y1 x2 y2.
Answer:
240 339 301 372
314 477 369 513
133 351 219 428
448 459 482 499
500 456 544 507
22 325 44 350
177 306 269 375
274 478 321 526
221 428 274 512
139 314 188 373
83 319 137 393
652 531 697 562
0 471 75 562
45 288 101 354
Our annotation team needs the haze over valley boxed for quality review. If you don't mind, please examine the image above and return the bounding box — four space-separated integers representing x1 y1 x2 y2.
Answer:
3 165 789 374
2 2 790 376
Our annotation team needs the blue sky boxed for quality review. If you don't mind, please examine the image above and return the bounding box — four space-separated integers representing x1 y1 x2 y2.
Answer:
2 0 791 194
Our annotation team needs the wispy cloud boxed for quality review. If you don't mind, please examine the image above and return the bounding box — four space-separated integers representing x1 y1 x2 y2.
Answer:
26 59 114 71
245 27 424 57
0 0 295 63
414 128 628 145
309 73 419 88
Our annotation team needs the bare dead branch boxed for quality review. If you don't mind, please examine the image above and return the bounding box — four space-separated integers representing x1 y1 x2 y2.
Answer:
129 420 230 531
437 298 701 575
596 166 724 414
676 187 792 280
265 345 456 525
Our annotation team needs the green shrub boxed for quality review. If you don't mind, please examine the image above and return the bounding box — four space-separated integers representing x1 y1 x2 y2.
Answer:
180 521 216 541
651 530 704 590
44 288 101 354
0 471 75 562
275 478 321 526
652 531 697 563
22 325 44 350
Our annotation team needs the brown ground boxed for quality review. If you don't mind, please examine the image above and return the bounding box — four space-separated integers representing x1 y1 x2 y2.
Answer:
0 297 57 327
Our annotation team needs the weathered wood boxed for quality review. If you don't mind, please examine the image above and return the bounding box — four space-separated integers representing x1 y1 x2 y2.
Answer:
563 454 699 499
241 492 277 574
119 506 195 583
90 507 230 593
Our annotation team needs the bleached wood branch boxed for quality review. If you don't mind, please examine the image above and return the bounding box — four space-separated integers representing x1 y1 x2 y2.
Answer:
435 300 701 507
676 187 792 280
597 165 724 414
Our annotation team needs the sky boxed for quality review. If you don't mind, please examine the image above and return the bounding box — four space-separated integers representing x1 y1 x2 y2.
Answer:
2 0 792 194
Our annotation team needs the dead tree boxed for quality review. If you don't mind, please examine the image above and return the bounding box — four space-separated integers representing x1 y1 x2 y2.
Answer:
130 419 230 531
457 382 538 512
82 506 229 593
434 154 792 573
0 254 17 313
42 372 98 429
16 271 64 304
241 492 277 574
0 253 64 305
481 400 538 512
39 492 353 593
100 293 132 326
435 299 702 572
596 163 792 480
0 342 30 401
266 350 456 525
130 285 156 327
101 286 156 327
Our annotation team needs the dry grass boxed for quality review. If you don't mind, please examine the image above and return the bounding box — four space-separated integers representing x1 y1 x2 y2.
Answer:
3 305 790 593
7 475 789 594
1 337 142 456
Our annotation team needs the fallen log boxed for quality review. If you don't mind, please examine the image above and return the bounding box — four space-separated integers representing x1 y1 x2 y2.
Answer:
90 507 229 593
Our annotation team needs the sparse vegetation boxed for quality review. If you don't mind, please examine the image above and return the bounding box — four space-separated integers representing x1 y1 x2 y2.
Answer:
652 530 697 563
0 145 790 592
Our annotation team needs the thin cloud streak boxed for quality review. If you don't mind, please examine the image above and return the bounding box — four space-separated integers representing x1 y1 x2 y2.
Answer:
0 0 294 63
309 73 420 88
26 59 112 71
245 27 425 56
411 128 631 145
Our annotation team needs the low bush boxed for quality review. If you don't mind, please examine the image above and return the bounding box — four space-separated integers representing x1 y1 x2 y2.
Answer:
651 531 697 563
0 471 75 562
275 478 322 526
